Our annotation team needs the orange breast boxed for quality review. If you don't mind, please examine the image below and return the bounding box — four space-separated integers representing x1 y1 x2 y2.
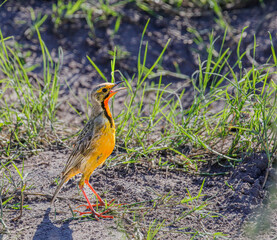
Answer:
95 124 115 165
82 122 115 174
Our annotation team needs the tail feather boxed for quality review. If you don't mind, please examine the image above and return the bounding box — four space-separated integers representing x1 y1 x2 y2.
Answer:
51 177 67 205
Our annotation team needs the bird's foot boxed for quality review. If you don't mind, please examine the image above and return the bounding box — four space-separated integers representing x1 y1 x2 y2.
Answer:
74 199 116 219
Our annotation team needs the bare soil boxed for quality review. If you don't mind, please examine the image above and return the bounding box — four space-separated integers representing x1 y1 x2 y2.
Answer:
1 0 277 239
4 151 270 239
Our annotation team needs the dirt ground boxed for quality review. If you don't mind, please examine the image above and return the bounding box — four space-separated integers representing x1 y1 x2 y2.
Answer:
1 0 277 239
2 151 271 239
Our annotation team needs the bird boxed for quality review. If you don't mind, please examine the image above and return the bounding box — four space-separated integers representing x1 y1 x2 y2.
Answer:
51 81 126 219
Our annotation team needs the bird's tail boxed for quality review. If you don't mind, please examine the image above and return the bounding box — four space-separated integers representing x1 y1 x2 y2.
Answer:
51 177 67 205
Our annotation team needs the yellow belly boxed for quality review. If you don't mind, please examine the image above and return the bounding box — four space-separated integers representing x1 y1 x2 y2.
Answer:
81 123 115 175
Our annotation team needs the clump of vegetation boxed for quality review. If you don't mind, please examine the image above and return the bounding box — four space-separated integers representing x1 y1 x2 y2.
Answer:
0 29 61 159
0 28 63 228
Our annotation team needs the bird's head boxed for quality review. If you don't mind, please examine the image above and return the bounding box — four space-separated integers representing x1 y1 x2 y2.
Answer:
91 81 126 105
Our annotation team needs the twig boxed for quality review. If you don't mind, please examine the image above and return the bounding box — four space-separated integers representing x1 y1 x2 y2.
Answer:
11 187 24 221
262 167 270 189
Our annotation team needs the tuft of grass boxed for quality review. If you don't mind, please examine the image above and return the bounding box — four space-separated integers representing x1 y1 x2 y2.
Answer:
52 0 85 30
51 0 126 37
147 219 166 240
0 28 62 159
24 7 48 39
0 28 63 225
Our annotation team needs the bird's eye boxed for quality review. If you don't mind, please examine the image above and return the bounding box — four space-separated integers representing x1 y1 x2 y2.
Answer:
102 88 107 93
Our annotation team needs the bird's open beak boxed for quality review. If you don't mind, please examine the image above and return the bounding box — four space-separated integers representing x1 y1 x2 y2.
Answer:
110 81 127 95
104 81 127 105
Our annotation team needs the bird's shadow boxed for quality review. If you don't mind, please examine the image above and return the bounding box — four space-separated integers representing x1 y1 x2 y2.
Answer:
33 207 73 240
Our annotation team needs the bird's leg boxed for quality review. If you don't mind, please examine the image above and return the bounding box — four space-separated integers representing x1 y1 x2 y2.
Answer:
85 180 115 207
74 185 113 219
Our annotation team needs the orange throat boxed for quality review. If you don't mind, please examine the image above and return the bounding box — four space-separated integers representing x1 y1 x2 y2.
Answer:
103 95 114 128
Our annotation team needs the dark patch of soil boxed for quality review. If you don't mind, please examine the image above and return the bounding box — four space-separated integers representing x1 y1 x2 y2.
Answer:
1 0 277 239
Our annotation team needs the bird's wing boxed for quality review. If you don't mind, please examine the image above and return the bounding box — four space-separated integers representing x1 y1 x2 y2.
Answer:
62 117 103 176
